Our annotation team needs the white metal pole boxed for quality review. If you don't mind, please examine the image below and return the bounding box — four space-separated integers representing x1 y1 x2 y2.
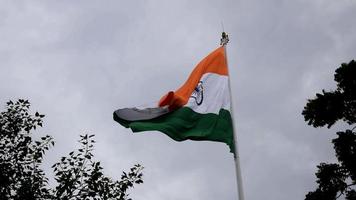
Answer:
222 36 245 200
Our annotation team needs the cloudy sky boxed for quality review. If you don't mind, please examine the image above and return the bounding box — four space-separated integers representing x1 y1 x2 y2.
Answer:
1 0 356 199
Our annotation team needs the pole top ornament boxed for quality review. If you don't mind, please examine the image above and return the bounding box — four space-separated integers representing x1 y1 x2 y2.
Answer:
220 32 229 46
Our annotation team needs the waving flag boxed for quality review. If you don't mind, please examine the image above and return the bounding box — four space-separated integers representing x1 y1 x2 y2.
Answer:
113 46 234 152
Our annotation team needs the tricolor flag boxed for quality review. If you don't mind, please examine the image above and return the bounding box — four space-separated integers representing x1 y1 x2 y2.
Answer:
113 46 234 152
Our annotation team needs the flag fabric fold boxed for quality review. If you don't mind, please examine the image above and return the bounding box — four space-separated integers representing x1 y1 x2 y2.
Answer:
113 46 234 152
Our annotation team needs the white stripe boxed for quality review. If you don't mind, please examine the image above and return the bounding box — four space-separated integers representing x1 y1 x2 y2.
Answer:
116 73 230 121
115 106 169 121
185 73 230 114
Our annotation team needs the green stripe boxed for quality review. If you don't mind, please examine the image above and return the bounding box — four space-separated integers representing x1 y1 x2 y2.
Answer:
113 107 234 153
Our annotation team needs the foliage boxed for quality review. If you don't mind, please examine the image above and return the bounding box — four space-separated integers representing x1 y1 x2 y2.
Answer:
0 99 52 200
303 60 356 128
0 99 143 200
303 60 356 200
52 134 143 200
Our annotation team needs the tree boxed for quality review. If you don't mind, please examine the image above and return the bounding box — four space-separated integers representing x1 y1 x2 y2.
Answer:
302 60 356 200
0 99 143 200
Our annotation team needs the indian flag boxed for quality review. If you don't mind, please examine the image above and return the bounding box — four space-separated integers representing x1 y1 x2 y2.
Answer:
113 46 234 152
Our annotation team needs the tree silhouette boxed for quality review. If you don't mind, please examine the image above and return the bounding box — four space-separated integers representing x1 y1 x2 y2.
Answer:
303 60 356 200
0 99 143 200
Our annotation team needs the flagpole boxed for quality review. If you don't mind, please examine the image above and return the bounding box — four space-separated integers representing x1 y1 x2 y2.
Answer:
221 32 245 200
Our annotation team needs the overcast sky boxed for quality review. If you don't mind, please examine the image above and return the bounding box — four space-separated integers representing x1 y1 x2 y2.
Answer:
1 1 356 200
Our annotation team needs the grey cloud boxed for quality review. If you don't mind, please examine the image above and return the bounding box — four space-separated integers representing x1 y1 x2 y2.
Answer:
0 0 355 200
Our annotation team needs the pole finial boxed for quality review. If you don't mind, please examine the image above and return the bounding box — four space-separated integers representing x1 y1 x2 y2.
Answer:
220 32 229 46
